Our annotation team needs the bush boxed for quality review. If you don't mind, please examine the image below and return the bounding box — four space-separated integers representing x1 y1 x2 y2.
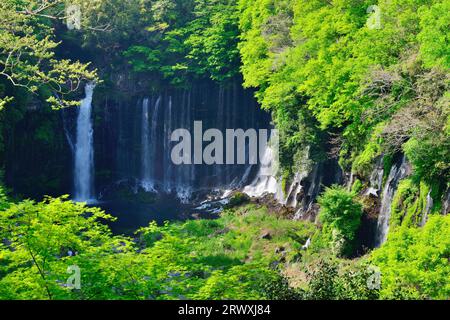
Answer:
303 259 379 300
403 136 450 183
0 185 9 211
371 214 450 300
317 186 363 257
259 273 304 300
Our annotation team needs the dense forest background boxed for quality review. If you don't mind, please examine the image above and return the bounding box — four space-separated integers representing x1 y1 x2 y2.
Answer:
0 0 449 300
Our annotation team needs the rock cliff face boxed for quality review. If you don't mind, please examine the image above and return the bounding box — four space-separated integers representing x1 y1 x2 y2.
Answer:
7 79 271 202
91 80 270 201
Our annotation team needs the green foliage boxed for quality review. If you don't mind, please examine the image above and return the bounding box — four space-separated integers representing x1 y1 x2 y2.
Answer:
0 0 448 302
305 259 341 300
0 184 9 211
0 193 446 301
390 179 420 228
372 214 450 300
302 259 379 300
418 1 450 69
183 0 241 82
122 0 241 85
317 186 363 256
123 46 163 74
259 273 304 300
193 264 271 300
0 0 98 108
237 0 449 177
224 192 250 209
0 196 123 299
404 135 450 183
0 200 316 300
389 179 437 229
352 124 385 176
351 179 364 195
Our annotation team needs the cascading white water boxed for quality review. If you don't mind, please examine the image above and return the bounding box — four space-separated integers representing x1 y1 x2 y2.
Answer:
179 91 194 191
293 164 323 220
243 141 284 201
74 83 96 202
141 96 162 192
365 157 384 197
103 83 269 204
421 189 434 227
375 156 409 247
163 96 173 192
141 98 150 180
243 139 321 217
284 172 306 208
151 97 162 171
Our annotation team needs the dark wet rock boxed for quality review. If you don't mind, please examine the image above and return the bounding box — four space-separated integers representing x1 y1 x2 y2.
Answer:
260 230 273 240
275 246 286 254
269 261 281 270
252 194 296 219
224 192 251 209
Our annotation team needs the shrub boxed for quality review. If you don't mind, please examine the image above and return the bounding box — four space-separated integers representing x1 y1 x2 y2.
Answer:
317 186 363 257
303 259 379 300
259 273 304 300
371 214 450 300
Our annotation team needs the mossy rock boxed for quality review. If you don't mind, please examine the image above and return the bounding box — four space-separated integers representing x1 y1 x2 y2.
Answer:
224 192 251 209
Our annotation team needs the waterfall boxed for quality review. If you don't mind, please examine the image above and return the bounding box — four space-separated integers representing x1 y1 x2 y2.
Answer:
96 82 269 202
243 139 284 201
294 164 324 220
151 96 162 180
284 172 307 208
243 140 324 219
74 83 96 202
141 98 151 188
243 137 331 220
421 190 434 227
366 157 384 197
375 156 409 247
141 96 161 191
163 96 173 192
